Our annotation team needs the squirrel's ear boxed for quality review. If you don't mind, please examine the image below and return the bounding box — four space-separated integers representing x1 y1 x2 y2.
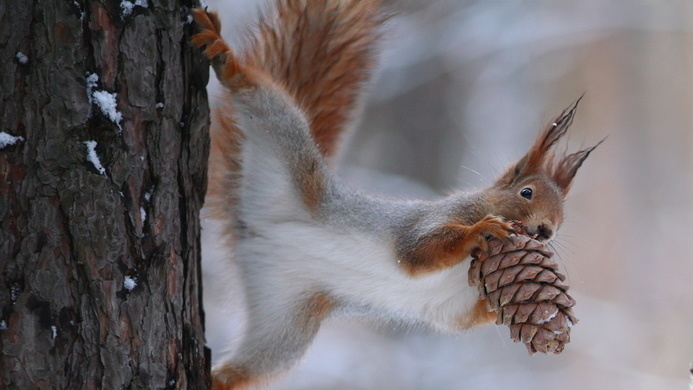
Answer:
495 156 527 187
552 139 603 196
524 97 582 173
495 98 582 187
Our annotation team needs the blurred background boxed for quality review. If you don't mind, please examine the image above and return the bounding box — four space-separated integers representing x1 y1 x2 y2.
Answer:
201 0 693 388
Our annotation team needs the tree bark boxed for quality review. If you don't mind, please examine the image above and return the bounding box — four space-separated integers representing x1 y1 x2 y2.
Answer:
0 0 211 388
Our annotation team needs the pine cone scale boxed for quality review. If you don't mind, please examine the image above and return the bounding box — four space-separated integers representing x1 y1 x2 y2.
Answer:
468 232 578 355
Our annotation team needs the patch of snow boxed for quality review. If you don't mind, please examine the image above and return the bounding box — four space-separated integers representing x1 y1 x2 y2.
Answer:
198 0 207 8
51 325 58 339
0 132 24 149
86 73 98 113
83 141 106 175
144 189 153 201
0 320 7 330
15 52 28 64
566 317 574 327
92 90 123 130
535 309 559 325
184 14 194 25
74 1 85 21
86 73 99 92
86 73 123 130
120 1 134 16
10 284 20 301
156 102 164 109
121 0 148 17
123 275 137 291
140 207 147 225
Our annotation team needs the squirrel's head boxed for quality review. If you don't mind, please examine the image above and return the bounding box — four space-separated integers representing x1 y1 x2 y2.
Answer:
488 98 601 243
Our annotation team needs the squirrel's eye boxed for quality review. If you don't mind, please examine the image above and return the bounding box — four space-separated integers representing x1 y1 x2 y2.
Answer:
520 188 533 200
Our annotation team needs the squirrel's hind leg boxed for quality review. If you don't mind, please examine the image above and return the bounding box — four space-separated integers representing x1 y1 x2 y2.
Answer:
191 8 251 89
213 290 334 389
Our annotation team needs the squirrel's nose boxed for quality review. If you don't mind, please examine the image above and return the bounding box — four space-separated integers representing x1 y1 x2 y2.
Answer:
536 224 554 242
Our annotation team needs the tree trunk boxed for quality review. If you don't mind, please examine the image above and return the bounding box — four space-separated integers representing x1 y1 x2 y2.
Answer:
0 0 211 388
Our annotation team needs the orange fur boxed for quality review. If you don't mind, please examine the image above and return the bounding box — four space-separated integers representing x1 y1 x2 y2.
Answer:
299 292 334 330
397 98 599 276
399 216 516 276
523 100 580 174
211 366 251 390
191 3 599 386
291 155 325 214
243 0 388 157
212 365 271 390
191 15 326 216
456 299 497 329
496 97 601 196
197 0 387 222
191 9 250 89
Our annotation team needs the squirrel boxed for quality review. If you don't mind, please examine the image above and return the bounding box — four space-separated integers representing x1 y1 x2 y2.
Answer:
191 1 600 389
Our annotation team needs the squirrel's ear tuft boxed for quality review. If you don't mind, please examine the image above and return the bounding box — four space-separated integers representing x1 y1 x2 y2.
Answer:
551 138 603 196
495 97 582 187
524 97 582 173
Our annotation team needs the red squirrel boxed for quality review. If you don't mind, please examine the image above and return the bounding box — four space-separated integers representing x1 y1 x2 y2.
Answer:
191 2 599 388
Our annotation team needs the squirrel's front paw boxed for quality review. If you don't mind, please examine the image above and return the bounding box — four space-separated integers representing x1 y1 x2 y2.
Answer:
469 215 515 255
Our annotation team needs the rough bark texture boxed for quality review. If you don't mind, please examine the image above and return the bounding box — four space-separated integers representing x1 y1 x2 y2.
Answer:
0 0 211 388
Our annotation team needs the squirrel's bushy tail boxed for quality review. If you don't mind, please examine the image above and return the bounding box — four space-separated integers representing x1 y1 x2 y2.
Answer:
207 0 388 216
243 0 388 156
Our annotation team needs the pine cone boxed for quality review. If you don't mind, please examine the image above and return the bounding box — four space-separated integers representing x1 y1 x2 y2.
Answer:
468 233 578 354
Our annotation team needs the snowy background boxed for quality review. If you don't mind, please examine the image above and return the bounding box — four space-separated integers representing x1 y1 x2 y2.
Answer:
201 0 693 389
